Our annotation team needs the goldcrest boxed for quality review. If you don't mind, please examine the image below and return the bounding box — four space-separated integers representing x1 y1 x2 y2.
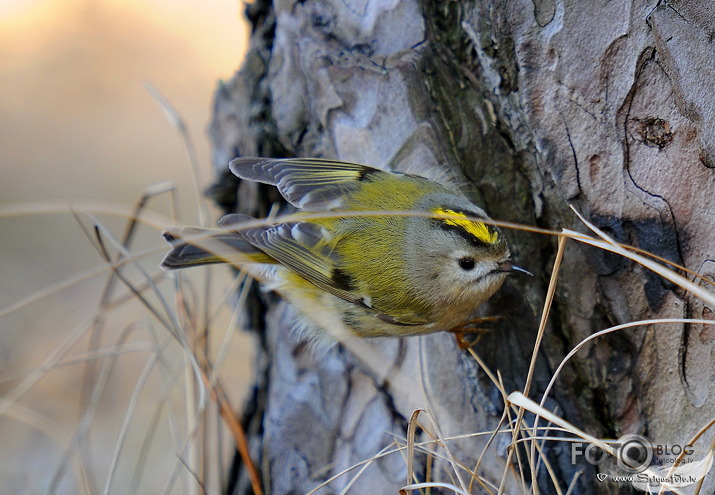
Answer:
161 158 529 340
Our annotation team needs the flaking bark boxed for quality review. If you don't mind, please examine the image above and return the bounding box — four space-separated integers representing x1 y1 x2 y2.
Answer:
211 1 715 493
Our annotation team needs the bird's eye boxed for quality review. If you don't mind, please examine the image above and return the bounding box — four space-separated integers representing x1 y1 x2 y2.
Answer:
458 257 475 271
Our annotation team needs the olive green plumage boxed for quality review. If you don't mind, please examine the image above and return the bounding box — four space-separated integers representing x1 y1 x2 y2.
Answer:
162 158 527 340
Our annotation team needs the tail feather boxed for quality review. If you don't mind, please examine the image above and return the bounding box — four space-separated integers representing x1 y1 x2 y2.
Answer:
160 227 268 270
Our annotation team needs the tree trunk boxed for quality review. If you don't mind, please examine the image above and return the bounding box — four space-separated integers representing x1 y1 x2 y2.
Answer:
209 1 715 493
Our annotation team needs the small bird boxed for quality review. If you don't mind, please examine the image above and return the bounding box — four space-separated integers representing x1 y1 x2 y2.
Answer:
162 157 529 341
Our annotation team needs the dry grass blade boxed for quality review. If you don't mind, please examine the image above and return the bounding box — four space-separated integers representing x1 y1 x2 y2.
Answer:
0 262 120 319
563 470 584 495
210 271 253 372
661 417 715 495
465 348 501 391
112 269 260 493
308 426 526 495
127 359 184 494
0 309 101 416
0 342 153 383
566 227 715 308
76 182 176 493
498 234 567 495
78 216 178 337
168 268 261 494
539 318 715 409
566 207 715 308
144 82 208 227
199 370 263 495
2 401 91 493
0 229 174 322
101 338 168 495
97 181 177 303
428 413 470 494
470 407 506 494
504 405 529 495
405 409 425 488
70 200 261 493
0 199 175 229
170 286 262 492
401 410 497 493
400 481 470 494
48 322 158 494
529 429 563 495
508 393 690 495
305 445 404 495
336 445 395 495
468 371 509 495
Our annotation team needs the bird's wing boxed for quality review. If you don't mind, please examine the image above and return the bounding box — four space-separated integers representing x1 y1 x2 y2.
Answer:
238 220 369 304
229 157 385 211
240 220 431 326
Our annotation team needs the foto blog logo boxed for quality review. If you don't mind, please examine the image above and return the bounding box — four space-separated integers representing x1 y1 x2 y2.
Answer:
572 434 714 491
572 434 654 473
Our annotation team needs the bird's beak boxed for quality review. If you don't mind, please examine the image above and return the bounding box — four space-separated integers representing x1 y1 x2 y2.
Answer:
498 262 533 276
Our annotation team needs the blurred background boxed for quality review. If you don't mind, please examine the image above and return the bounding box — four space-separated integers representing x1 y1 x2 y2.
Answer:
0 0 252 492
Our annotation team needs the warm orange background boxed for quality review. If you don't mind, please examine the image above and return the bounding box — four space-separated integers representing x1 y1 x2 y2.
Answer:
0 1 252 493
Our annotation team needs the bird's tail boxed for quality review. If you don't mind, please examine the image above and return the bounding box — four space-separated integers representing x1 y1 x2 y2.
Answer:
160 226 268 270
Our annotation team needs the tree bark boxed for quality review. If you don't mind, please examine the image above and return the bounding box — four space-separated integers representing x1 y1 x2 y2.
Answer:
209 1 715 493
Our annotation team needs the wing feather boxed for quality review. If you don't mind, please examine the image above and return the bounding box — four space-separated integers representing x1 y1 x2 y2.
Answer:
240 221 363 304
229 157 382 211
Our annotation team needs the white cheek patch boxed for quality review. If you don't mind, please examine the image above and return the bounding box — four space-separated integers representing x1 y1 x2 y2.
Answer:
467 264 493 280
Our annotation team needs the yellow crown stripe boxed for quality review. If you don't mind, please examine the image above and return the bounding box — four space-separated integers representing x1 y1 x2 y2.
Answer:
433 207 498 244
